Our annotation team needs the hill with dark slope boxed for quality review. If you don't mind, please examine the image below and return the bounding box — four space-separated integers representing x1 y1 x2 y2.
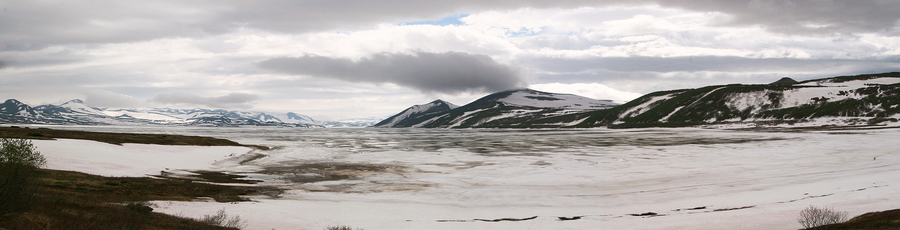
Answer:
376 72 900 129
374 89 617 128
575 72 900 128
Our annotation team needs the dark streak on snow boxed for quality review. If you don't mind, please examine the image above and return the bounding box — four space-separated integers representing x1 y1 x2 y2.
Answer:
474 216 539 222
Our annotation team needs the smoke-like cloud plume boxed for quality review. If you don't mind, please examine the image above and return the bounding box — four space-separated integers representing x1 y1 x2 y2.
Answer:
257 51 527 94
151 92 260 109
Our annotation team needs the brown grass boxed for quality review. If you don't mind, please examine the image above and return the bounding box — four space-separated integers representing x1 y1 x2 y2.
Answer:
814 209 900 230
0 126 268 150
0 168 280 229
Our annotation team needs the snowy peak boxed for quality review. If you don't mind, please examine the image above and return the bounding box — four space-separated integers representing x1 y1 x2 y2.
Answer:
284 112 316 124
57 99 105 115
372 99 458 127
0 99 38 117
430 99 459 109
375 89 620 128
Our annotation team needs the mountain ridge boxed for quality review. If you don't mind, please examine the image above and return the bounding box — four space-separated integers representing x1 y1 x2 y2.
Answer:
373 88 619 128
375 72 900 129
0 100 377 127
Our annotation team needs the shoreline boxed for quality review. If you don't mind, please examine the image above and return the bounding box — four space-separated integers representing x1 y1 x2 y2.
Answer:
0 125 268 150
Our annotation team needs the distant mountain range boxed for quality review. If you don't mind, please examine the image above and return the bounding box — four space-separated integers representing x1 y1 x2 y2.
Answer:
376 72 900 128
0 99 379 127
6 72 900 129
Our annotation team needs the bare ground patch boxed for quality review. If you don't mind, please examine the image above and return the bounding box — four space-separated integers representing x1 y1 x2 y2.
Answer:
258 162 431 193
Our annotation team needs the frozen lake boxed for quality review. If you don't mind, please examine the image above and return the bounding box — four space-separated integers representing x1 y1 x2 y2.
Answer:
32 126 900 230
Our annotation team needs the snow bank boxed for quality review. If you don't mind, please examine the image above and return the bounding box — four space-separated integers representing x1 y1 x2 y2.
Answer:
34 139 253 177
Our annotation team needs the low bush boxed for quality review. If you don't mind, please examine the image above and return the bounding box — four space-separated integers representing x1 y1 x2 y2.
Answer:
799 205 849 229
0 138 45 216
199 209 246 229
125 201 153 214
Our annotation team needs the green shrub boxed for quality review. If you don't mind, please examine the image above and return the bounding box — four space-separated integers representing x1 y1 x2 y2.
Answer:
0 138 46 215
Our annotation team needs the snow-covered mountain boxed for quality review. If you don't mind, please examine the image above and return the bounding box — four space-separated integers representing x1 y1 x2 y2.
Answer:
375 72 900 129
0 99 378 127
372 100 458 127
1 99 39 117
0 99 51 124
573 72 900 128
374 89 618 128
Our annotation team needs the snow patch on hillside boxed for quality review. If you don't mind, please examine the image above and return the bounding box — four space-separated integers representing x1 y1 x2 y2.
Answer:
797 77 900 87
446 108 490 128
59 99 106 115
480 108 544 124
726 90 776 113
499 91 616 110
377 100 457 127
619 94 676 119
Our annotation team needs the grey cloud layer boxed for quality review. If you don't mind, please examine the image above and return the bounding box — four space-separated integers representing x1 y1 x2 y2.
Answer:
649 0 900 35
0 0 601 50
530 56 900 74
257 52 526 94
151 92 261 109
5 0 900 51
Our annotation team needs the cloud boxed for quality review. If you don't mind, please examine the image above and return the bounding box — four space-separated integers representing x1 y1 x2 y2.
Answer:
4 0 899 51
0 0 604 51
526 56 900 75
151 92 260 109
644 0 900 35
257 51 526 94
83 90 143 108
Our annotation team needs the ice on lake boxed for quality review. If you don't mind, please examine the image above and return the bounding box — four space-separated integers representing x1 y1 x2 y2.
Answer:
32 126 900 230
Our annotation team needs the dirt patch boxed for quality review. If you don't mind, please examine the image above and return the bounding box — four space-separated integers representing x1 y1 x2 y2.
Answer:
237 153 268 164
259 162 401 183
713 206 755 212
426 161 494 170
674 206 707 211
629 212 662 217
558 216 583 221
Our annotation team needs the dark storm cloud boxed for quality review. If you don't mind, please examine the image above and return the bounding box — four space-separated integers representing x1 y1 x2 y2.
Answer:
151 92 260 109
257 52 526 94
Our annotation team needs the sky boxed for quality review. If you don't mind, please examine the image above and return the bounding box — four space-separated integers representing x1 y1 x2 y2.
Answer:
2 0 900 120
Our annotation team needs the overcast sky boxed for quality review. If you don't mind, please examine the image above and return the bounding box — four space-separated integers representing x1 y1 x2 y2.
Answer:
2 0 900 120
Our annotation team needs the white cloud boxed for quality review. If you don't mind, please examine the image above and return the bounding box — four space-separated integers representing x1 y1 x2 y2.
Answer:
2 2 900 119
151 92 261 109
83 90 144 108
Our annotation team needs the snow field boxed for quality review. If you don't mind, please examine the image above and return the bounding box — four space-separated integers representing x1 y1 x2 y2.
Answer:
31 127 900 230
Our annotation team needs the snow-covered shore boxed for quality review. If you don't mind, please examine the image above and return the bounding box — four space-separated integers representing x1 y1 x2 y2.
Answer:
32 127 900 230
